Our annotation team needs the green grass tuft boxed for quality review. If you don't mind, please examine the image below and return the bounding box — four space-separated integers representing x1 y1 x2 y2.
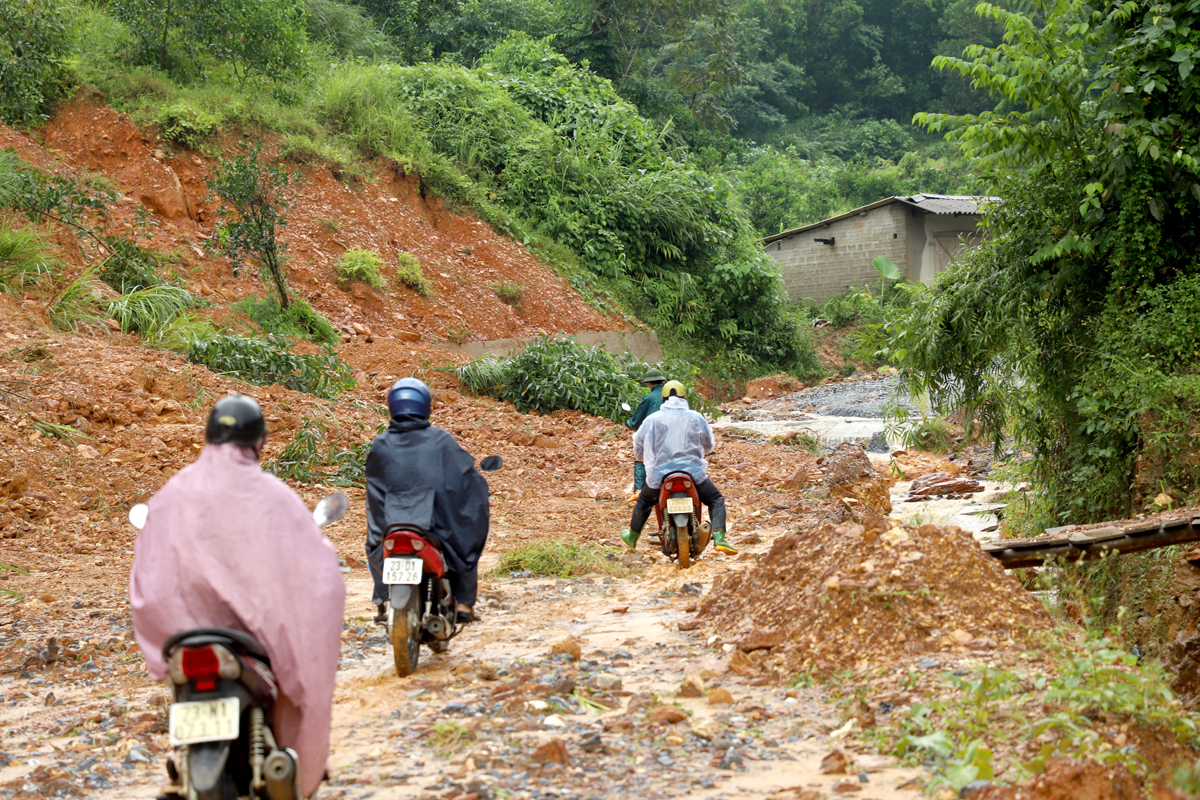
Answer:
108 285 197 336
48 271 108 332
395 252 433 296
491 541 624 578
911 419 954 454
492 280 524 306
32 420 88 441
425 720 478 757
0 223 59 293
336 248 386 290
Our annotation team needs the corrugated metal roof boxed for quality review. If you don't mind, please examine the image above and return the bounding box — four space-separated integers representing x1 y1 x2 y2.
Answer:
897 193 995 215
762 194 995 244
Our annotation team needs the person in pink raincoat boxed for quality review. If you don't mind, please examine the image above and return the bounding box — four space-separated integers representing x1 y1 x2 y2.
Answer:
129 395 346 798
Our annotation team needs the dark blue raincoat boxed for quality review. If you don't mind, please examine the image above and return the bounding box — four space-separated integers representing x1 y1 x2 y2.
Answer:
365 417 490 606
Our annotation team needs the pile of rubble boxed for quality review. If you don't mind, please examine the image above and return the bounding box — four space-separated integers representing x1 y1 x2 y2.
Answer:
695 515 1051 674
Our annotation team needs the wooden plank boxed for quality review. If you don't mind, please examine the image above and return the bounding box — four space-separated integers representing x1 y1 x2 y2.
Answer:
986 520 1200 569
1073 526 1126 544
1123 520 1161 534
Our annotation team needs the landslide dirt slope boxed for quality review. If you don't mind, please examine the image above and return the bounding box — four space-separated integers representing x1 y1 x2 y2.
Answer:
1 92 625 344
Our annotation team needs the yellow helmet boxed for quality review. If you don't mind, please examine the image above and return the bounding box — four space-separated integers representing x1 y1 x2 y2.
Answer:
662 380 686 398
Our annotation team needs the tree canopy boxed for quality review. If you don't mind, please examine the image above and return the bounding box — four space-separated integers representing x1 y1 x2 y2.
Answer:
892 0 1200 522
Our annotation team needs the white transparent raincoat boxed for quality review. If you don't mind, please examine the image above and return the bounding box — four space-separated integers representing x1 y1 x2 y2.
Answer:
632 396 716 488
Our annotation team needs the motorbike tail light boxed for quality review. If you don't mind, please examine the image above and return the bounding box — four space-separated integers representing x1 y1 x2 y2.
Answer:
387 534 426 555
169 644 241 685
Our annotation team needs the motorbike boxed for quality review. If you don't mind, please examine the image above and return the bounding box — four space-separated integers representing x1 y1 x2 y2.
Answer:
383 455 502 677
652 471 711 569
128 493 349 800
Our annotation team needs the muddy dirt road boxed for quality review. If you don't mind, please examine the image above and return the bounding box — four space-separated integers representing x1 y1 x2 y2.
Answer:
1 526 925 800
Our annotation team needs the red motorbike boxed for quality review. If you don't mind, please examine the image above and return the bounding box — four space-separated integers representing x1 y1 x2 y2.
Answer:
653 471 711 568
382 455 502 676
381 523 456 676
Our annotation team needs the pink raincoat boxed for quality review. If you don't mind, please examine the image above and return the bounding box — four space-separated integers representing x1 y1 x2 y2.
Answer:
129 443 346 797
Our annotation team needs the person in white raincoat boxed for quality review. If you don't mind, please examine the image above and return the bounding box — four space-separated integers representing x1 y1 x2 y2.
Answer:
620 380 736 554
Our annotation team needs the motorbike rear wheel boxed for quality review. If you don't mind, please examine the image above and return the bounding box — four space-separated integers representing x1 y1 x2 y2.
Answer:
190 764 237 800
390 590 421 677
677 524 691 569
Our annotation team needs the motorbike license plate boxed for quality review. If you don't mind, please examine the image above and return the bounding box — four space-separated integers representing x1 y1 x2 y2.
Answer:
168 697 240 746
666 497 693 514
384 557 423 585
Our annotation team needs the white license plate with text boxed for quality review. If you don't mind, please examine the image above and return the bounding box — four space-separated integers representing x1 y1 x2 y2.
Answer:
384 557 423 585
169 697 240 746
666 497 693 514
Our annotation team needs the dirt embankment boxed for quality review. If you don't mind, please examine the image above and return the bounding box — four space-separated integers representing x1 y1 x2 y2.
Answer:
1 92 626 346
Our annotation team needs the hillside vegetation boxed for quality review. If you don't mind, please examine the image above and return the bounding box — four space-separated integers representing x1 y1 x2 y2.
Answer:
1 0 998 382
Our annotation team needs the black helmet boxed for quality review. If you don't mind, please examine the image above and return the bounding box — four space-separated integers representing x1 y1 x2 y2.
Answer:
387 377 431 419
205 394 267 446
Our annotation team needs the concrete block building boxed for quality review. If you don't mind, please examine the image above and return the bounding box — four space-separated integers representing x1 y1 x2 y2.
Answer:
763 194 992 304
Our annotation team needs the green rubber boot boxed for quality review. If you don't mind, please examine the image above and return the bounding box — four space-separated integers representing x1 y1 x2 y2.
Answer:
621 528 640 549
712 530 737 555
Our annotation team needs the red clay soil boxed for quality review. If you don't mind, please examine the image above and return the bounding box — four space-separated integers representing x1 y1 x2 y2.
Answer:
971 757 1189 800
1 91 626 346
696 514 1052 675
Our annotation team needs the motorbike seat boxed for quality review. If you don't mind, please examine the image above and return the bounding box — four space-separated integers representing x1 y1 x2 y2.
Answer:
163 627 270 665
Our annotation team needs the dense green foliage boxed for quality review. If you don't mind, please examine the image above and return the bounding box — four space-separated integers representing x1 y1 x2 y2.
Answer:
266 415 381 486
109 0 307 85
368 0 1002 139
187 334 356 398
457 336 723 420
234 295 340 345
888 0 1200 522
734 138 975 236
0 0 76 125
457 336 644 421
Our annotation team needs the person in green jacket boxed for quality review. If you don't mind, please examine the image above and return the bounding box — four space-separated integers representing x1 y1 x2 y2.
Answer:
626 369 666 498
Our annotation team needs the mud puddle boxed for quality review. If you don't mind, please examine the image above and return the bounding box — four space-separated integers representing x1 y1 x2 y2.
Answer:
888 479 1006 542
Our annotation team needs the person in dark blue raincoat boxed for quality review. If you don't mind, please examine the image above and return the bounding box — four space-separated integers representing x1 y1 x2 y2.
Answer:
365 378 490 624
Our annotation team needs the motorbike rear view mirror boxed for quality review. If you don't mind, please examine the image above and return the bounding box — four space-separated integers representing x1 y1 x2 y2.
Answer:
480 455 503 472
621 402 632 412
313 492 349 528
129 504 149 530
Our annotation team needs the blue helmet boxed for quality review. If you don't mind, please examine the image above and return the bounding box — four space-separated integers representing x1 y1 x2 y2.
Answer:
387 377 431 419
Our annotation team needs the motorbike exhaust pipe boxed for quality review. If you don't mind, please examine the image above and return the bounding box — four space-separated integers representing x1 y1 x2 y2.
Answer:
425 614 452 640
263 748 298 800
